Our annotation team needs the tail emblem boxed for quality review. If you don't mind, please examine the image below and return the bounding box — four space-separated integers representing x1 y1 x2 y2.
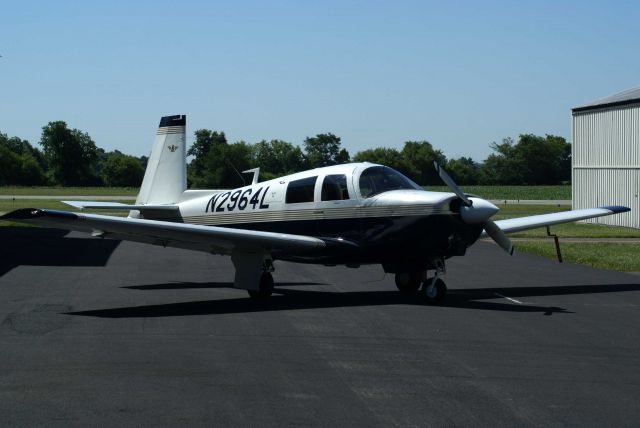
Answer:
167 144 179 152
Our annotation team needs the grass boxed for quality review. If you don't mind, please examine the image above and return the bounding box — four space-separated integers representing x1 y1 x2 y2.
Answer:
0 220 36 227
0 186 139 196
428 185 571 200
1 185 572 199
515 242 640 272
493 203 640 271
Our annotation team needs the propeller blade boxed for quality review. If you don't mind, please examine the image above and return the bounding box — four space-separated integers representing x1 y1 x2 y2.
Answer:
432 162 511 254
433 161 472 207
483 219 514 255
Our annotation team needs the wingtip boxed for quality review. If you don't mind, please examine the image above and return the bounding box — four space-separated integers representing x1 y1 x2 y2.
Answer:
601 205 631 214
1 208 40 220
1 208 78 221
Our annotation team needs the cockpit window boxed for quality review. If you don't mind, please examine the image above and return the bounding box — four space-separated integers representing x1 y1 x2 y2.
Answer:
358 166 420 198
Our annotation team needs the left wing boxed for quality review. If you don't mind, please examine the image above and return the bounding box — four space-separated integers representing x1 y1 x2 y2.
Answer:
1 208 339 256
481 205 630 236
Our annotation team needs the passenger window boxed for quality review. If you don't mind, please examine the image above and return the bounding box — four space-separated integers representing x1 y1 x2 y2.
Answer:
321 174 350 201
286 176 317 203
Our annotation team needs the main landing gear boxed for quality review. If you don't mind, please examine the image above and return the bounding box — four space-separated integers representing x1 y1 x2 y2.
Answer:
247 271 274 300
394 271 424 294
394 259 447 304
230 252 276 300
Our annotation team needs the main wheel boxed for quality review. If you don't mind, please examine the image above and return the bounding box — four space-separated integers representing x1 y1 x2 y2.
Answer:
423 278 447 304
247 272 274 300
395 271 424 294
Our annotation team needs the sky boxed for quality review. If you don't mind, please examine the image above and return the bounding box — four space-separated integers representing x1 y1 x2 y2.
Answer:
1 0 639 162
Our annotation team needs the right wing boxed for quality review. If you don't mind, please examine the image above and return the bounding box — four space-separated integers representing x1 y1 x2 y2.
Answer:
482 205 630 236
1 208 345 256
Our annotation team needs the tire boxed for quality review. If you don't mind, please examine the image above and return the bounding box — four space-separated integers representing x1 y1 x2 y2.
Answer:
395 271 424 294
423 278 447 304
248 272 274 299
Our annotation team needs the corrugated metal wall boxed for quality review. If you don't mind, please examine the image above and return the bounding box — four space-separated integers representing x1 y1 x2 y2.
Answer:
572 168 638 227
572 104 640 228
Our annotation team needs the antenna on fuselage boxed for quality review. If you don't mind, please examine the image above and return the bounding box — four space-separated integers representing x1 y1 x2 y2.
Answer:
242 167 261 185
225 160 246 187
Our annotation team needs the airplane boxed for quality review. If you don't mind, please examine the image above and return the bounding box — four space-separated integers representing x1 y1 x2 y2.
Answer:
1 115 630 302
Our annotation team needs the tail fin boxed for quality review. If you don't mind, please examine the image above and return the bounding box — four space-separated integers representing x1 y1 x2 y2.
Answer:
136 115 187 205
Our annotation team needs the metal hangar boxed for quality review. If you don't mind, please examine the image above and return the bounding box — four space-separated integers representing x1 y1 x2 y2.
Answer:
572 87 640 228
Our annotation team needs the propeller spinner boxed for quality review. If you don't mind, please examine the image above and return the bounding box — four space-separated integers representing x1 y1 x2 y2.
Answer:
433 161 514 255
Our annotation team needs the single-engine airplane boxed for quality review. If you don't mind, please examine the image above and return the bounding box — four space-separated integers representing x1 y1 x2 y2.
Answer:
2 115 630 302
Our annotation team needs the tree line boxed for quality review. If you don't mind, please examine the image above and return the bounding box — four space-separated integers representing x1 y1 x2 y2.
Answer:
0 121 147 187
0 120 571 188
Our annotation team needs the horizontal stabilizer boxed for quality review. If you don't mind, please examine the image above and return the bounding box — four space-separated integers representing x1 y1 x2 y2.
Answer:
62 201 179 211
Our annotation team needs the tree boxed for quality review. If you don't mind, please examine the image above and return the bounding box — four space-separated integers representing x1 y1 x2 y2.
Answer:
139 155 149 169
0 133 46 169
0 133 47 185
0 144 21 185
252 139 304 179
517 134 571 184
187 130 228 187
101 151 145 187
215 141 255 188
39 121 101 186
480 138 522 185
400 141 446 185
481 135 571 185
352 147 413 176
445 157 481 185
187 129 255 188
18 154 48 185
303 133 349 168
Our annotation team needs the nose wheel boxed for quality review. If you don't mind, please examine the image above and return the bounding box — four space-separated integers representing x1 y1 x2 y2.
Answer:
421 277 447 304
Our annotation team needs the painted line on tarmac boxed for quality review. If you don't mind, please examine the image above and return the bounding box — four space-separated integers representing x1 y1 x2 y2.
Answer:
493 292 524 304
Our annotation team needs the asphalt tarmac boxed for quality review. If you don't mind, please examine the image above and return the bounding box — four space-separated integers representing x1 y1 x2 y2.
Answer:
1 227 639 427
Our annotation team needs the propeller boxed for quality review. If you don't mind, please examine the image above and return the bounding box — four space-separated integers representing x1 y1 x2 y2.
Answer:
482 219 514 255
433 162 472 207
433 161 514 255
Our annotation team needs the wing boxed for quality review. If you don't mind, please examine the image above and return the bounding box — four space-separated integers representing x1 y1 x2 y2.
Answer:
481 205 630 236
1 208 335 256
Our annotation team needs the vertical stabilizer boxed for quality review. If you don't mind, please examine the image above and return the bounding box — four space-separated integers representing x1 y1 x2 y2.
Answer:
136 115 187 205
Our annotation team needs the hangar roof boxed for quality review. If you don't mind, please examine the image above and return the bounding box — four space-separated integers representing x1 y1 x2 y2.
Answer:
573 86 640 113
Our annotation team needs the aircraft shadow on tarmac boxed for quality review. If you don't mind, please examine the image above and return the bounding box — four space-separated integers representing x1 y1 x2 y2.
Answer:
0 227 121 276
122 282 325 290
66 282 640 318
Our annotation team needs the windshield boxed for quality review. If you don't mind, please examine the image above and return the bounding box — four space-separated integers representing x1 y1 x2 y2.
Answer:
358 166 420 198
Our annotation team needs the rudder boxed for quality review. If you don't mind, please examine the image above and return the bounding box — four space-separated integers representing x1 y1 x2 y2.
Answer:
136 115 187 205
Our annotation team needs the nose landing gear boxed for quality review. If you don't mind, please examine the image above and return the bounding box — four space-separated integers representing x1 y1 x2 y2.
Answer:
394 257 447 303
421 276 447 304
